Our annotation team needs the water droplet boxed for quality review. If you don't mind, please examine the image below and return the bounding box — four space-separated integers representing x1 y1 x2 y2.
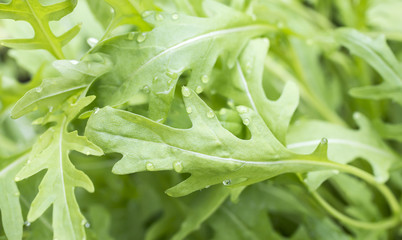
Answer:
182 87 191 97
222 179 231 186
143 85 150 94
146 162 155 171
137 33 147 43
142 11 152 18
24 221 31 227
245 62 252 73
14 176 20 181
48 106 53 112
172 13 179 20
155 13 164 21
207 110 215 118
173 162 183 172
85 222 90 228
87 37 98 47
110 8 115 14
353 112 361 120
153 76 159 82
27 159 31 164
186 107 192 114
243 118 250 126
14 192 20 197
205 185 210 189
195 86 203 94
320 138 328 144
166 71 178 79
219 108 227 115
201 75 209 84
85 151 90 155
35 87 42 93
127 32 135 40
94 108 99 114
70 60 79 65
236 106 248 114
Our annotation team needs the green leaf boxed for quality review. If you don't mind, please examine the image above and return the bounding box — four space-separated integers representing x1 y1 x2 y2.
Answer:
335 28 402 105
214 38 299 144
85 86 335 197
11 58 111 119
15 96 103 240
287 112 400 183
0 152 27 240
372 120 402 143
89 0 274 121
0 0 80 59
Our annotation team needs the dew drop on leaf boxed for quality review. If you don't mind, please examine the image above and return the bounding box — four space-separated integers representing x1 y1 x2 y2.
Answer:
243 118 250 126
219 108 227 115
201 74 209 83
70 60 79 65
48 106 53 112
166 71 178 79
172 13 179 20
87 37 98 47
143 85 150 94
85 222 90 228
146 162 155 171
237 106 248 114
155 13 164 21
137 33 147 43
173 161 183 172
35 87 42 93
186 107 192 114
222 180 231 186
142 11 152 18
320 138 328 144
24 221 31 227
127 32 135 40
207 110 215 118
196 86 203 94
182 87 191 97
94 108 100 114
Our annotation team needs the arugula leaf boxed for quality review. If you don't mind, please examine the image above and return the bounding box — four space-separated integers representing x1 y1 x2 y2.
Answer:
89 0 274 121
0 0 80 59
287 113 400 183
0 152 26 240
86 86 333 196
336 29 402 105
11 58 111 119
15 96 103 240
214 38 299 144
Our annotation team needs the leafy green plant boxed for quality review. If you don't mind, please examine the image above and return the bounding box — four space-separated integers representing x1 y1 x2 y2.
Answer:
1 0 402 239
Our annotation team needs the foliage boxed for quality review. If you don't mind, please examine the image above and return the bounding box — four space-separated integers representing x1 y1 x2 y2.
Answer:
0 0 402 239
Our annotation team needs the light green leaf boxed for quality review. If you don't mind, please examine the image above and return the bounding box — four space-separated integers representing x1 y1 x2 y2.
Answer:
335 28 402 105
372 120 402 143
214 38 299 144
11 58 111 119
287 112 400 183
0 152 27 240
89 0 274 121
0 0 80 59
15 96 103 240
86 86 335 197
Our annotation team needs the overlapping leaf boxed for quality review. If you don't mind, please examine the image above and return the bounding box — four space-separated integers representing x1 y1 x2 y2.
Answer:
287 113 400 183
15 96 103 240
89 0 274 121
214 38 299 144
336 29 402 105
11 58 111 119
0 152 27 240
86 85 335 197
0 0 80 59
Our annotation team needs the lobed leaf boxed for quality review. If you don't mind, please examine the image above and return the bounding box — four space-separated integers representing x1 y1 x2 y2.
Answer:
15 96 103 240
0 0 80 59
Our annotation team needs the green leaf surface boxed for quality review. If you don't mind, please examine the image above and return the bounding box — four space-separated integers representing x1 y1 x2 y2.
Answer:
15 96 103 240
89 0 274 121
86 86 336 197
336 28 402 105
287 113 400 183
0 152 26 240
11 58 111 119
0 0 80 59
